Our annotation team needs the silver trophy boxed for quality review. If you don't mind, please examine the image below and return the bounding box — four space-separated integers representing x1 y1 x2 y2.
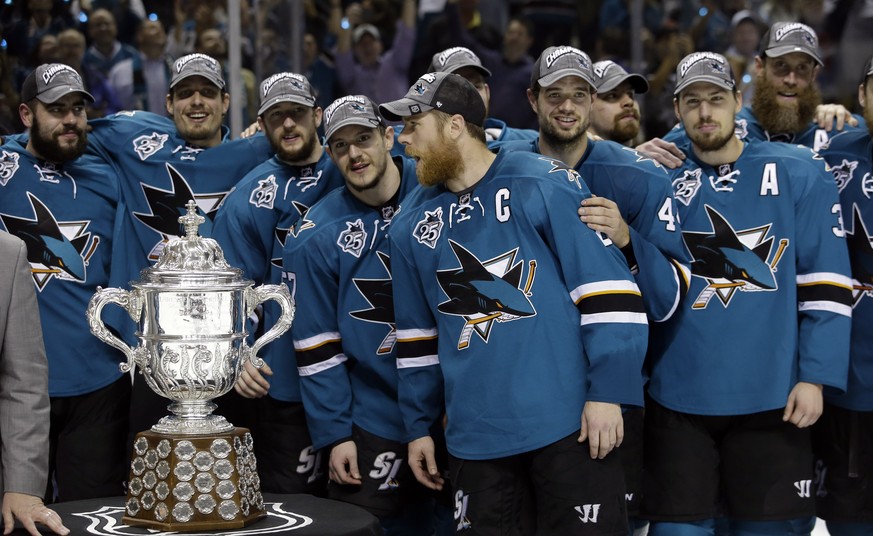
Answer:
87 201 293 530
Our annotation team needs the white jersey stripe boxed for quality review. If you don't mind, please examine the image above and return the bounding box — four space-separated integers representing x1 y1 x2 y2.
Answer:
570 279 641 303
397 327 438 341
796 272 853 289
297 353 348 376
580 311 648 326
798 300 852 318
396 355 440 368
294 331 341 351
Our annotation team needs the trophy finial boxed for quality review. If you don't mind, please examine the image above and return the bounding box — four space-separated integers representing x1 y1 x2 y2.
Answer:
179 200 205 239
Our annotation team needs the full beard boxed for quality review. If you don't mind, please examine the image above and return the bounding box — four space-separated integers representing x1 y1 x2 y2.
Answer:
751 75 821 135
688 122 736 152
31 116 86 163
407 136 464 187
610 113 640 144
539 114 589 153
274 129 317 163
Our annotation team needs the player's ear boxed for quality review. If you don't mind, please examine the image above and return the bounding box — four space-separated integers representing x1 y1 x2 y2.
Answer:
314 107 323 128
384 125 395 151
527 88 538 113
19 102 34 128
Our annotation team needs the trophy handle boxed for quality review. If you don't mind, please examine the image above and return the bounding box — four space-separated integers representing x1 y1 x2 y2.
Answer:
87 287 142 373
246 284 295 368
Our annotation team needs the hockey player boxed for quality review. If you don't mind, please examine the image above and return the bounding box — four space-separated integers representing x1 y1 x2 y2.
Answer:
499 46 688 532
812 54 873 536
381 71 648 535
589 60 649 146
644 51 852 535
643 22 860 168
428 46 537 145
283 95 450 534
83 53 273 450
0 64 129 501
212 72 344 493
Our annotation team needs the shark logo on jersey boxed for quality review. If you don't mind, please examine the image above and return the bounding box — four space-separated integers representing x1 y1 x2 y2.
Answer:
683 205 787 309
133 164 228 260
621 146 664 169
539 156 583 189
288 201 315 239
414 207 444 249
0 150 20 186
350 251 396 354
734 118 749 140
845 204 873 306
437 240 537 350
337 219 368 258
132 132 169 161
250 174 279 209
0 193 99 291
830 159 858 192
673 168 703 205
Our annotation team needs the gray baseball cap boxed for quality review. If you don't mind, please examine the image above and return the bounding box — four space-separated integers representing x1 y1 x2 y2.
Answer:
21 63 94 104
531 46 596 89
323 95 383 142
379 72 486 127
760 22 823 66
592 60 649 94
429 47 491 78
169 53 225 90
674 52 736 95
257 72 316 116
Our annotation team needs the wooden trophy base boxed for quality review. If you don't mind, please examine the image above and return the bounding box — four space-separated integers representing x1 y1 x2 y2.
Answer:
122 427 266 531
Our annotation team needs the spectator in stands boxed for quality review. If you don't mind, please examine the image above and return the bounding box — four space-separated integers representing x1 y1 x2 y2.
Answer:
83 8 145 110
195 28 258 125
725 10 763 102
330 0 416 104
136 19 172 115
57 28 123 117
4 0 72 70
303 31 338 111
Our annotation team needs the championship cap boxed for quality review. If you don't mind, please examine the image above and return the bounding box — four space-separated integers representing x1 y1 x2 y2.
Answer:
531 46 597 89
353 24 380 43
379 72 486 127
21 63 94 104
257 72 316 116
169 53 225 90
592 60 649 94
323 95 384 142
759 22 823 66
429 47 491 78
674 52 736 95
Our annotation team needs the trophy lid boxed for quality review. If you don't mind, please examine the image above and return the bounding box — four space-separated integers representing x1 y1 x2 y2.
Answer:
137 201 251 287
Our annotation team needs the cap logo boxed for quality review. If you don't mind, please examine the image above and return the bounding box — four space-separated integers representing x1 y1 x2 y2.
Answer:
42 64 78 85
593 61 613 79
435 100 443 108
774 22 817 46
545 46 589 69
679 52 727 77
413 82 427 95
174 53 217 73
438 47 475 66
262 72 307 97
324 95 368 124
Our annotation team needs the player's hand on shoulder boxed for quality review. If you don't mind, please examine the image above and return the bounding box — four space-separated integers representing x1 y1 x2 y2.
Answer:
578 195 630 248
636 138 685 169
579 401 624 460
407 436 444 491
329 441 362 485
815 103 858 131
233 360 272 398
783 381 823 428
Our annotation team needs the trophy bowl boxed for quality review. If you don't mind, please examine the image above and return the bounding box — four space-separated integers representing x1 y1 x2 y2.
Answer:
87 201 294 530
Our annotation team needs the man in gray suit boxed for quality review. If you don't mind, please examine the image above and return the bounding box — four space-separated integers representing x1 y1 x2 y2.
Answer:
0 231 68 536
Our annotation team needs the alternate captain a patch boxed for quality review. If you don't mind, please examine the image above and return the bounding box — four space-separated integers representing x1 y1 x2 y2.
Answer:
436 240 537 350
682 205 787 309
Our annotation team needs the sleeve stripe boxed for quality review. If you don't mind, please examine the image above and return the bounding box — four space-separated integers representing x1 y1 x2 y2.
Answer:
396 355 440 369
797 281 853 306
296 339 344 369
578 292 646 316
570 279 641 304
581 311 648 326
798 301 852 318
397 337 439 361
797 272 853 289
294 331 342 351
297 354 347 377
396 327 438 341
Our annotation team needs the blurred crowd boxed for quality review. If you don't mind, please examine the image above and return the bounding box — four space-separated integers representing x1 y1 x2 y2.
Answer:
0 0 869 138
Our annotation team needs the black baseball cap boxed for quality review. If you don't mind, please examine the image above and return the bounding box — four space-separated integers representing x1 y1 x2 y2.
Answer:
379 72 486 127
169 53 225 90
674 52 736 95
323 95 383 142
759 22 823 66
